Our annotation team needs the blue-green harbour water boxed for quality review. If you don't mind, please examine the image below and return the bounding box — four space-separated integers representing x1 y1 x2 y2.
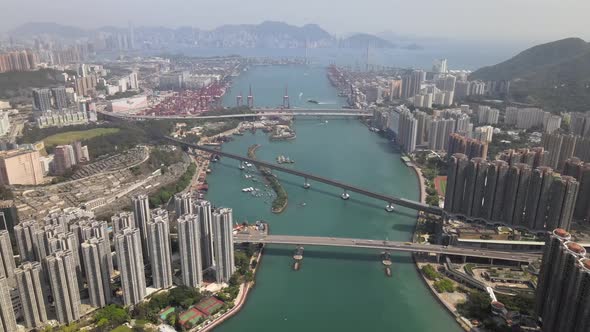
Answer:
205 65 460 331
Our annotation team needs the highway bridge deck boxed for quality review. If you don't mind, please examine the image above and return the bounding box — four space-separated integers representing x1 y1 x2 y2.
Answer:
167 137 442 215
234 234 540 262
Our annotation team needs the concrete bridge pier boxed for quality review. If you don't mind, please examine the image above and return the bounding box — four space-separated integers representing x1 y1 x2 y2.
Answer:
341 190 350 200
303 178 311 189
385 203 395 212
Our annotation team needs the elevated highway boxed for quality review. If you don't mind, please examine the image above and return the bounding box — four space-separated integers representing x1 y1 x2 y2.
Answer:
234 234 540 263
166 137 442 215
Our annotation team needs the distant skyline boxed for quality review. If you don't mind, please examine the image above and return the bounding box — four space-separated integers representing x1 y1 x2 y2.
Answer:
1 0 589 43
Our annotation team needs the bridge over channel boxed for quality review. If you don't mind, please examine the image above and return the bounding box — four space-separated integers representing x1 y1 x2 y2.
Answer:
99 109 371 121
167 137 442 215
234 234 540 262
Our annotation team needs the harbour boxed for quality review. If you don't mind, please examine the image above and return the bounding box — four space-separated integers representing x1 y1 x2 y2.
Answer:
206 65 460 332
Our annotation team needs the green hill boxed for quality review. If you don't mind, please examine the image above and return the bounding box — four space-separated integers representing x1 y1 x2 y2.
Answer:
470 38 590 112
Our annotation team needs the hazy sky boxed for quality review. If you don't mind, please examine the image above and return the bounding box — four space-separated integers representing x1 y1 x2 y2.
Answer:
2 0 589 42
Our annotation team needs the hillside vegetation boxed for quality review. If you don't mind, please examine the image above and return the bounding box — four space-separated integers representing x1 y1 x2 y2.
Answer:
470 38 590 112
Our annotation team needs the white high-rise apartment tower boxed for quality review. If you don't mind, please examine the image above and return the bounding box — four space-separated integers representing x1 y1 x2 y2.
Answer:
115 228 146 306
212 208 235 283
82 237 112 308
46 250 81 324
177 214 203 288
15 262 47 328
0 231 15 281
132 195 150 260
195 200 215 269
0 276 17 332
147 210 172 289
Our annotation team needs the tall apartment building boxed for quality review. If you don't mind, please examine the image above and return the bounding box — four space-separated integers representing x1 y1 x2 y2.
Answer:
447 133 488 159
52 145 73 176
535 229 590 332
516 107 548 130
0 276 17 332
570 112 590 137
0 148 44 185
112 211 135 233
428 118 456 151
147 209 172 289
212 208 235 283
46 250 81 324
444 152 580 230
114 227 146 306
498 147 548 169
473 126 494 143
51 87 68 109
14 220 39 262
477 106 499 125
414 111 429 145
562 159 590 221
32 88 52 112
397 108 418 153
132 195 151 261
542 133 578 170
546 175 579 231
195 200 215 269
401 70 424 99
81 237 112 308
174 192 193 216
0 231 15 281
15 262 47 328
523 166 554 230
70 219 112 278
177 214 203 288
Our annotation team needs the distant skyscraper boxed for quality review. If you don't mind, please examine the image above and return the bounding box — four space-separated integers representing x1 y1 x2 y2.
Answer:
0 231 15 281
536 229 590 332
115 228 146 306
432 59 448 74
195 200 214 269
147 209 172 289
212 208 235 283
81 237 112 308
177 214 203 288
132 195 150 260
32 88 51 111
14 220 39 262
0 276 17 332
175 192 193 216
46 250 81 324
15 262 47 328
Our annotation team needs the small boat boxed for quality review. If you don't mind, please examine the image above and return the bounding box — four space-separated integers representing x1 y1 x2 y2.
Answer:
307 99 320 104
206 168 212 173
341 192 350 200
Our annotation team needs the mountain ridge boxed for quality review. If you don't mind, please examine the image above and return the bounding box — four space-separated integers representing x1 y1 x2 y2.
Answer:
470 37 590 112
